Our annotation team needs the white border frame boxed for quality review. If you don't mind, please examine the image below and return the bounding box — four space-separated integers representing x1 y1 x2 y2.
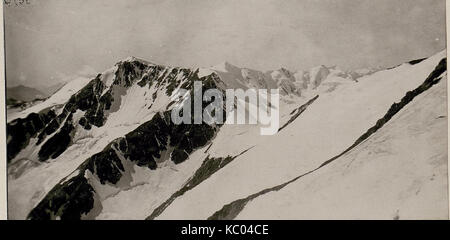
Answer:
0 1 7 221
0 0 448 221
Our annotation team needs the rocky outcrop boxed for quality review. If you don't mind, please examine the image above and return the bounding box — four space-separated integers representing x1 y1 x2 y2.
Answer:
7 108 57 162
27 71 225 220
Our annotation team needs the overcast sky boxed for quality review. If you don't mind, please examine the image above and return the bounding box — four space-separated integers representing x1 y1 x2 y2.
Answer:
4 0 446 88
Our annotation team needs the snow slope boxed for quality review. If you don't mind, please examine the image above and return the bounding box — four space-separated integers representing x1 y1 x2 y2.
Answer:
6 50 447 220
91 61 365 220
7 59 209 219
236 74 448 219
156 51 447 219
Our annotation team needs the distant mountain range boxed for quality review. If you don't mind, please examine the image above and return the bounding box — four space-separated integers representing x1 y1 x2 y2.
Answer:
6 82 67 103
6 85 46 103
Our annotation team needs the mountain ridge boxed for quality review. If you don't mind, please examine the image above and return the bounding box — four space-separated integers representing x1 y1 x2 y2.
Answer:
6 50 447 219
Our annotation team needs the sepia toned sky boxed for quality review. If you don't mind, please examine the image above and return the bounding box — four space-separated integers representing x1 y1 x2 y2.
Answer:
4 0 446 88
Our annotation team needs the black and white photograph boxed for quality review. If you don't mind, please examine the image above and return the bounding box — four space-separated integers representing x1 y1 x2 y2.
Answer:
0 0 449 224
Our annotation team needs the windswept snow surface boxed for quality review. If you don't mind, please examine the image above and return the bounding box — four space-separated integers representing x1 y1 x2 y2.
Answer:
7 50 447 220
157 51 447 219
236 74 448 219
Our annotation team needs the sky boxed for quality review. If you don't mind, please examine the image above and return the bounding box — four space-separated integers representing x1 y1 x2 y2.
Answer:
4 0 446 89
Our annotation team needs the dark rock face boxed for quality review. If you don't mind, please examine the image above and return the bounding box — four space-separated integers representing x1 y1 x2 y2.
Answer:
165 68 192 96
409 58 427 65
27 69 226 220
64 75 111 128
27 173 95 220
120 112 171 170
6 108 56 162
7 60 150 163
37 117 62 145
86 148 125 185
8 59 223 165
38 114 75 161
113 60 147 87
34 75 113 162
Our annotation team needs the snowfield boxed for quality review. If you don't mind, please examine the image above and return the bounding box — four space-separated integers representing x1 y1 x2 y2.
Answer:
236 74 448 220
6 50 448 220
157 51 447 219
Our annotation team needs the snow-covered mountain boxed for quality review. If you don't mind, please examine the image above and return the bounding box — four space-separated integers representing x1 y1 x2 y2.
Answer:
6 50 448 220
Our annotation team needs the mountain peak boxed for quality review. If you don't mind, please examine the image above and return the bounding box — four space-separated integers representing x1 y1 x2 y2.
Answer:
120 56 156 66
211 61 240 72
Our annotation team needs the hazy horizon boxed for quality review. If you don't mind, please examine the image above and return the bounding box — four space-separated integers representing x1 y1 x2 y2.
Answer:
4 0 446 89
